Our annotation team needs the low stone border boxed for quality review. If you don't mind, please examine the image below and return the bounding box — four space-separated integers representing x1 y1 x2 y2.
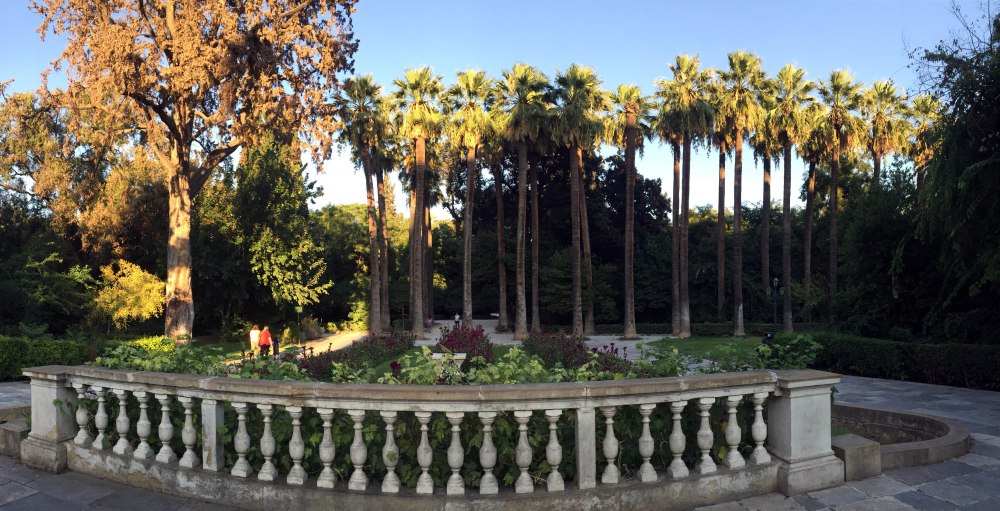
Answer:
832 402 971 471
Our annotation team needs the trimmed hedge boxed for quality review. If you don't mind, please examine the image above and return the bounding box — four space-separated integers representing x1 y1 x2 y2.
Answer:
542 322 825 336
0 336 88 380
807 332 1000 391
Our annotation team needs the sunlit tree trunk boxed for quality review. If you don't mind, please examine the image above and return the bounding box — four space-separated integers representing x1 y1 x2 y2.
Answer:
376 166 390 328
410 137 426 337
679 135 692 338
462 146 476 324
782 143 794 333
570 146 583 336
408 186 417 328
872 151 882 185
493 157 509 331
529 159 540 333
579 149 595 337
362 149 382 334
762 156 772 294
717 145 726 322
514 142 528 340
804 159 816 322
165 159 194 341
623 110 637 338
671 141 681 336
733 135 746 336
424 191 433 326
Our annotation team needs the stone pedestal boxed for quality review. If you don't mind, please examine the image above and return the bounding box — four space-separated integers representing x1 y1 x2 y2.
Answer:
832 434 881 480
19 366 76 473
769 370 845 495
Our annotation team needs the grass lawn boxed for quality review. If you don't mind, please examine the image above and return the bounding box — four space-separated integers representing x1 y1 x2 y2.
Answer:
650 335 761 359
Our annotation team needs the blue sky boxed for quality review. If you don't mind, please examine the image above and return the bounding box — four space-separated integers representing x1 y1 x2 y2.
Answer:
0 0 976 214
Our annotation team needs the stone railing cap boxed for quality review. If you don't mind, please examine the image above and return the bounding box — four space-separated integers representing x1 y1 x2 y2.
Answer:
774 369 841 388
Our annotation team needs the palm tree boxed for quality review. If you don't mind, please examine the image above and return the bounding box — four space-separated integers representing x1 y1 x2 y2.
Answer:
796 104 831 322
772 64 816 332
553 64 607 337
707 74 732 322
374 99 400 329
498 64 549 340
335 74 386 334
717 51 765 336
818 70 863 317
909 94 942 191
607 84 654 338
653 105 683 335
750 77 779 299
656 55 713 338
392 67 444 337
861 80 910 185
445 69 495 326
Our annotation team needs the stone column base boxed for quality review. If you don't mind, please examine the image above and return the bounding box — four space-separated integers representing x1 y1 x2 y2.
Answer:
777 454 844 495
20 436 68 473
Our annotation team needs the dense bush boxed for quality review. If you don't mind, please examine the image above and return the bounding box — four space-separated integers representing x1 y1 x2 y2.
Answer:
0 336 88 380
435 325 494 368
303 330 415 380
808 332 1000 390
522 331 590 368
91 336 227 376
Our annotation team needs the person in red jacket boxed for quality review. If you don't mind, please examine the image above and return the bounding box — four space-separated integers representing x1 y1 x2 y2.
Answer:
257 326 272 357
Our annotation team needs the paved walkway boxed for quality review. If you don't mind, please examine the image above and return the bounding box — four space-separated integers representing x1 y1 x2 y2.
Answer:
4 356 1000 509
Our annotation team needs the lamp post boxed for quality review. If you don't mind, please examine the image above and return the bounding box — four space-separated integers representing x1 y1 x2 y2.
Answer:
771 277 781 333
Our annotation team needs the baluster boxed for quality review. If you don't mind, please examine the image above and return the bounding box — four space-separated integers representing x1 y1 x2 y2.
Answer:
749 392 771 465
231 402 253 477
133 391 153 460
696 397 716 474
723 395 746 469
415 411 434 494
72 383 91 446
478 411 498 495
446 412 465 495
177 396 200 468
112 389 133 456
91 386 108 449
286 406 306 485
347 409 367 491
317 408 337 489
154 394 177 463
545 409 564 491
668 400 689 479
380 411 399 493
600 406 620 484
257 404 277 481
638 403 657 483
514 410 533 493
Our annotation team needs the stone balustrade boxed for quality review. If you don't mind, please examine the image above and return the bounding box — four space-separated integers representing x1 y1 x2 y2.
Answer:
19 365 843 511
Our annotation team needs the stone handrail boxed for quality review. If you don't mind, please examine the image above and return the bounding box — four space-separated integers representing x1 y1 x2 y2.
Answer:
19 365 844 510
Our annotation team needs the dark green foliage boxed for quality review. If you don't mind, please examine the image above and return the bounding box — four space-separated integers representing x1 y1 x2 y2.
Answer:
0 336 87 380
522 331 589 368
435 324 494 368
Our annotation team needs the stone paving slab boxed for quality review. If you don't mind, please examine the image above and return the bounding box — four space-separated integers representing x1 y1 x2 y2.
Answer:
847 474 913 497
892 490 957 511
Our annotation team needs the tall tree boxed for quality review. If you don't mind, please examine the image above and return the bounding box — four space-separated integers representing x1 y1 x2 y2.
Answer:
445 69 495 325
717 51 765 336
707 76 732 322
31 0 358 340
861 80 910 185
392 67 444 337
908 94 942 191
819 70 864 316
796 104 831 321
772 64 815 332
553 64 607 337
657 55 713 337
750 77 779 298
335 75 385 333
498 64 549 340
606 85 653 338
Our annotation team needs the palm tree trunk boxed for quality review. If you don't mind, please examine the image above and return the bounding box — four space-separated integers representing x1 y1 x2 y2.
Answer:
376 166 391 329
462 146 476 325
804 159 816 322
579 149 595 337
733 135 745 336
529 158 541 333
872 151 882 186
680 135 692 338
762 155 772 294
717 145 726 322
408 186 417 328
782 143 794 333
165 162 194 340
424 193 433 326
623 111 637 339
570 145 583 337
493 156 509 331
671 141 681 336
514 142 528 340
410 137 426 337
829 143 841 321
362 151 382 334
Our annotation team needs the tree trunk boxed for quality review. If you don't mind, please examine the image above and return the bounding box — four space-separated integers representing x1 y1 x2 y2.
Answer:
671 141 681 336
493 157 509 331
872 151 882 185
376 166 390 329
462 146 476 325
165 161 194 341
717 145 726 322
829 142 841 321
782 143 794 333
804 159 816 322
579 149 595 337
679 135 692 338
410 137 426 337
762 155 772 294
623 111 637 339
733 135 745 336
514 142 528 340
408 186 416 328
529 157 540 333
362 151 382 334
424 193 433 326
570 145 583 337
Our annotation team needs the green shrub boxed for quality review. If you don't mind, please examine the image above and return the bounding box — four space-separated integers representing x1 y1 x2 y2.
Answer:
0 336 87 380
91 336 227 376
